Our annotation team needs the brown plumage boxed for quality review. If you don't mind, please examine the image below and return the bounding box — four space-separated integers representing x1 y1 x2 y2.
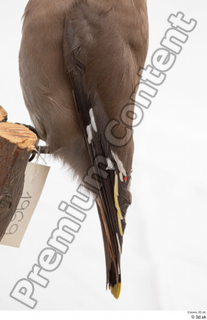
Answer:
19 0 149 298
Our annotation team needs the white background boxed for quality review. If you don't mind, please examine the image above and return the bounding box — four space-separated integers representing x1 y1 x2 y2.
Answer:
0 0 207 312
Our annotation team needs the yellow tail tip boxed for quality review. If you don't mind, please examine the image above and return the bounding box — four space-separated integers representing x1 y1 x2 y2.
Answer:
110 282 121 299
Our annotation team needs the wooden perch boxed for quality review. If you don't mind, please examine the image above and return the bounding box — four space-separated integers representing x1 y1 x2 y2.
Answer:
0 106 37 241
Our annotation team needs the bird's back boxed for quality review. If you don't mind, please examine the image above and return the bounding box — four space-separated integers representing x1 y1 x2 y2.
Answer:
20 0 148 179
19 0 149 298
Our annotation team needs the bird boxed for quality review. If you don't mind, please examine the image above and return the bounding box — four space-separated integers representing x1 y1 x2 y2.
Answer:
19 0 149 299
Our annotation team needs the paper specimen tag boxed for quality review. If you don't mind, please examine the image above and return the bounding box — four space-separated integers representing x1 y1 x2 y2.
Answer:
0 162 50 248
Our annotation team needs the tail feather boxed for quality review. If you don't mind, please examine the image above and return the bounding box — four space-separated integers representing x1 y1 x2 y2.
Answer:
96 200 121 299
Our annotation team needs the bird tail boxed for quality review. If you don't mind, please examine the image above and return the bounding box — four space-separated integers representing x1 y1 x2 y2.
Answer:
96 200 121 299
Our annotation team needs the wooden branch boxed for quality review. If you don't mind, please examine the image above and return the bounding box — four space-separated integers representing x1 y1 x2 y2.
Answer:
0 107 37 241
